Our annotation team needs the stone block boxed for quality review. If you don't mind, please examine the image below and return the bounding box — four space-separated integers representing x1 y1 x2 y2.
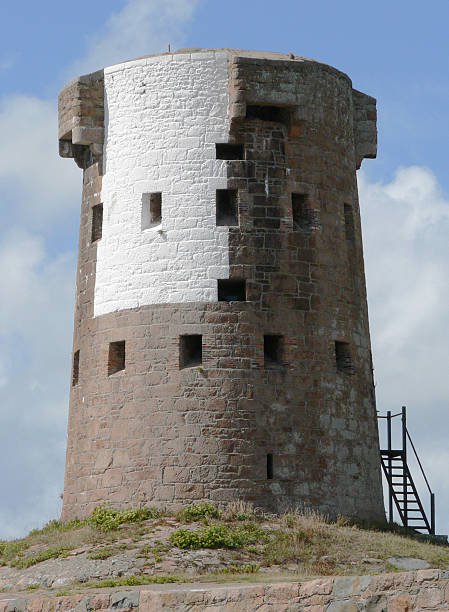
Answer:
333 575 372 598
109 591 139 609
416 588 442 610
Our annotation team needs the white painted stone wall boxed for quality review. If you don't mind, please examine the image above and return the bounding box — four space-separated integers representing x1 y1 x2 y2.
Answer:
94 51 230 316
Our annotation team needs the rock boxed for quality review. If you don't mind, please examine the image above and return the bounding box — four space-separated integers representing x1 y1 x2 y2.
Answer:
110 591 140 609
387 556 430 570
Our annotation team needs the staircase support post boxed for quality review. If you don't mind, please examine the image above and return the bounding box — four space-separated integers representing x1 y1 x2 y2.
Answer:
402 406 408 529
387 410 393 524
431 493 435 535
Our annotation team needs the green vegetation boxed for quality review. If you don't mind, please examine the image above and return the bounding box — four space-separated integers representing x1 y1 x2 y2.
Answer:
136 539 170 563
1 501 449 591
176 501 221 523
88 505 163 531
216 563 260 574
10 545 75 569
170 522 266 550
85 574 185 588
87 543 130 560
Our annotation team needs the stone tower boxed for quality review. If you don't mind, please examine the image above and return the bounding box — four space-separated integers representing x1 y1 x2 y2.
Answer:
58 49 384 522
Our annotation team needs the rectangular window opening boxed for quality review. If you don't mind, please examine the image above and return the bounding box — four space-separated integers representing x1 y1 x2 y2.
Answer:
91 204 103 242
267 454 274 480
108 340 125 376
292 193 312 230
215 143 244 160
180 335 202 369
142 192 162 229
216 189 238 226
246 105 291 125
335 341 353 375
72 350 80 386
344 204 355 241
264 335 283 367
218 279 246 302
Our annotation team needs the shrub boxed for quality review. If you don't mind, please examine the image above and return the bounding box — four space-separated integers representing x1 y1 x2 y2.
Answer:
170 523 265 550
0 540 28 564
176 502 221 523
88 505 162 531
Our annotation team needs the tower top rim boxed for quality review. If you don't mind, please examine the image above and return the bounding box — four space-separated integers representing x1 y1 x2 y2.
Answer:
60 48 354 96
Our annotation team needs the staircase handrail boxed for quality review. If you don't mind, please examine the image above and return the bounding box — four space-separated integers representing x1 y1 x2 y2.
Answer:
406 427 433 495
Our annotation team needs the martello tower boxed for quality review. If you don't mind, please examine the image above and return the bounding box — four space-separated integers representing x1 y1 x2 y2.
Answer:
58 49 384 521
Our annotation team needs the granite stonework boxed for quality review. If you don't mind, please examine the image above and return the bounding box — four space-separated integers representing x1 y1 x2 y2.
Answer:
58 49 384 521
2 570 449 611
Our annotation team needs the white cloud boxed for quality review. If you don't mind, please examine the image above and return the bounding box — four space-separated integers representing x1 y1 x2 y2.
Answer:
0 95 80 224
71 0 201 76
0 228 75 539
359 166 449 534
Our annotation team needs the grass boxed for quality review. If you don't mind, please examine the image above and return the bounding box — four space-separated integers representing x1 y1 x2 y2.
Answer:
87 543 130 560
84 575 185 588
10 545 75 569
1 501 448 590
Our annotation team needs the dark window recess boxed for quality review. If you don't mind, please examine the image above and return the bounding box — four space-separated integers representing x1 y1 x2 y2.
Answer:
216 189 238 226
72 350 80 386
91 204 103 242
292 193 313 230
142 192 162 229
180 335 202 369
108 341 125 375
215 143 244 160
335 341 353 375
344 204 355 241
264 335 283 367
267 454 274 479
246 105 292 125
218 279 246 302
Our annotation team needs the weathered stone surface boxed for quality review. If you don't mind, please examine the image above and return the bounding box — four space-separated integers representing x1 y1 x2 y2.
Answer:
2 570 449 611
387 557 430 571
58 48 384 522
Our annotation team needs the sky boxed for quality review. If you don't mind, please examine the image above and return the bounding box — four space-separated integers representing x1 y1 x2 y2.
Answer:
0 0 448 539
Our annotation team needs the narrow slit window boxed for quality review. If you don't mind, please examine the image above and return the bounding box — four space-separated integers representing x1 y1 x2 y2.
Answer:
108 340 125 375
180 335 202 369
218 279 246 302
264 335 283 367
344 204 355 241
215 143 244 160
335 341 353 375
267 454 274 479
216 189 238 226
91 204 103 242
246 105 291 125
142 192 162 229
292 193 312 230
72 350 80 386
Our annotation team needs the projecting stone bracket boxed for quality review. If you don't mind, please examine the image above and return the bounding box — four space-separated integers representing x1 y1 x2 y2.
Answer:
352 88 377 169
59 138 103 170
58 69 104 170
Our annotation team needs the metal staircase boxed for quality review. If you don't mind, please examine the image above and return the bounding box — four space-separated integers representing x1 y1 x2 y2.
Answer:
378 407 435 535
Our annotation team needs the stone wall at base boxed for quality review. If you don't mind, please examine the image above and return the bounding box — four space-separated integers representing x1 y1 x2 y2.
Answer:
2 569 449 612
